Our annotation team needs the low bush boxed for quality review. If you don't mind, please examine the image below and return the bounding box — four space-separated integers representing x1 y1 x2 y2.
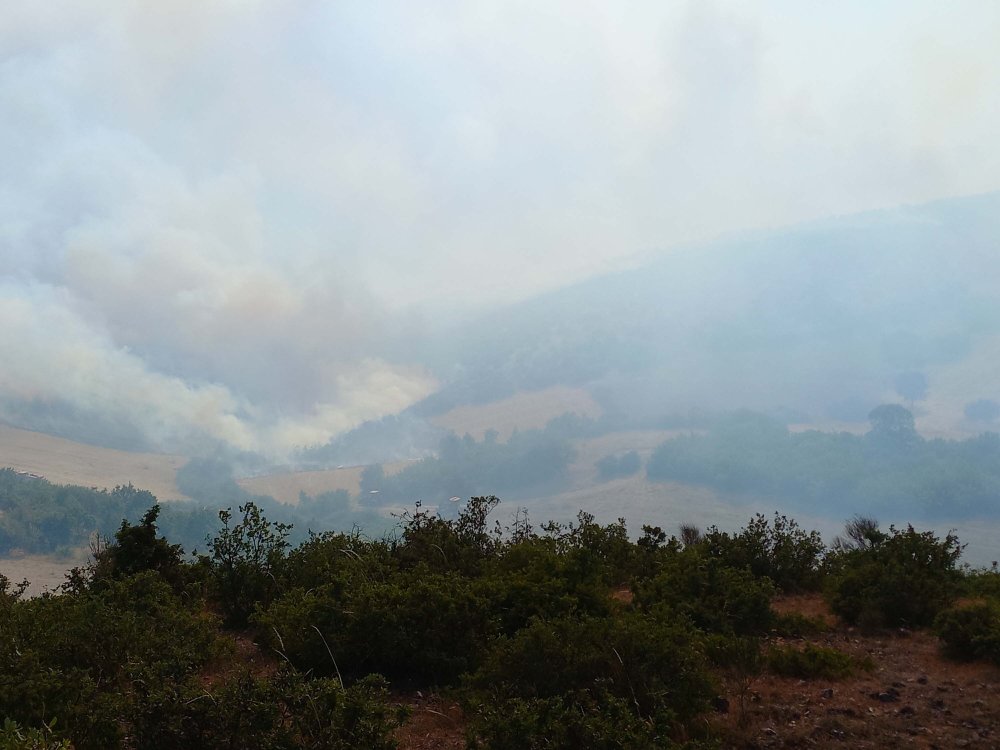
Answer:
466 612 715 735
771 611 828 638
766 644 863 680
935 600 1000 664
825 524 962 629
634 550 775 635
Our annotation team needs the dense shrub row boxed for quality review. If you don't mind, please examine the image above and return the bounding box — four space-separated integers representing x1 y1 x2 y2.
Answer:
2 488 995 749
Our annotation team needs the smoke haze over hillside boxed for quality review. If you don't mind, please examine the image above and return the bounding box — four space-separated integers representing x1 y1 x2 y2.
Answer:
2 1 1000 456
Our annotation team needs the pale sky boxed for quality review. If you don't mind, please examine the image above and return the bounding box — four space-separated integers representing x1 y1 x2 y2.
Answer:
2 1 999 455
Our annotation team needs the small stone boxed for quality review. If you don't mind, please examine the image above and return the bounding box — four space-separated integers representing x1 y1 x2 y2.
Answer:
917 675 929 685
820 688 834 699
876 692 900 703
712 696 730 714
899 705 916 716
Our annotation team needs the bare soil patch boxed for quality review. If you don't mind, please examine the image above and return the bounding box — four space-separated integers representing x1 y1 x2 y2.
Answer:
717 595 1000 749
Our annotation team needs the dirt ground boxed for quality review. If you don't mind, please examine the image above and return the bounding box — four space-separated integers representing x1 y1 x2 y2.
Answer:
390 594 1000 750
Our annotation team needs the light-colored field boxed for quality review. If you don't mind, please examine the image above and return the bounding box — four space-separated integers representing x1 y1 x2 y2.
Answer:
0 552 87 597
431 385 601 441
0 424 189 500
238 461 412 505
563 429 693 488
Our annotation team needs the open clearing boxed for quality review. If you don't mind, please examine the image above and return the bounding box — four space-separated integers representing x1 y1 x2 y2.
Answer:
0 424 189 500
238 460 412 505
0 552 87 596
431 385 601 440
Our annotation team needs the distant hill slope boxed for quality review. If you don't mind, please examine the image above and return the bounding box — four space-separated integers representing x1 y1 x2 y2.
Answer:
0 423 189 500
415 191 1000 432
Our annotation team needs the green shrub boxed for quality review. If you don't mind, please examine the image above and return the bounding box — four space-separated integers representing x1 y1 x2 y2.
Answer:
959 569 1000 600
467 613 714 729
935 600 1000 663
701 514 825 593
467 692 697 750
771 611 828 637
0 720 71 750
766 644 863 680
634 550 775 635
825 524 962 628
209 502 291 627
258 568 490 685
127 670 403 750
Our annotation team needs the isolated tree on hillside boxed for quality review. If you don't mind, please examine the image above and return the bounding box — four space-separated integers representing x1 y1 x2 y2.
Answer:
867 404 919 447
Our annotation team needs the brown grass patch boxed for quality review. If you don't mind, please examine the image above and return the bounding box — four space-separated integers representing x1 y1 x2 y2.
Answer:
0 424 188 500
431 386 601 441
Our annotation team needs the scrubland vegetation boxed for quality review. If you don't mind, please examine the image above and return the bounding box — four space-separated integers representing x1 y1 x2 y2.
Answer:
2 489 999 749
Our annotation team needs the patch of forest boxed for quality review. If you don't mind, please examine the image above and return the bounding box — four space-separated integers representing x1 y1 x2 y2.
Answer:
647 406 1000 518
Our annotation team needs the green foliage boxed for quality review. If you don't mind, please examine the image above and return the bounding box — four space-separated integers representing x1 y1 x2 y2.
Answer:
634 548 775 635
0 720 71 750
647 408 1000 518
209 502 291 626
934 600 1000 664
359 428 575 507
466 693 697 750
5 491 987 749
258 568 490 684
82 504 187 592
825 523 963 628
126 671 402 750
466 613 715 746
765 644 863 680
1 572 223 749
700 514 825 593
771 611 828 637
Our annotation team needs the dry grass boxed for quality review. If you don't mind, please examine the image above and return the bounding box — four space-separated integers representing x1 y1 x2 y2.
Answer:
0 424 189 500
237 461 412 505
431 385 601 441
0 552 86 596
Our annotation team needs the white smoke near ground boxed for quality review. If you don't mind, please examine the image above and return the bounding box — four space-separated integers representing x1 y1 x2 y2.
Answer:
1 1 999 457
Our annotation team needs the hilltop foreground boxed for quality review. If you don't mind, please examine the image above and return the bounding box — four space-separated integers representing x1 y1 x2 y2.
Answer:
2 495 999 749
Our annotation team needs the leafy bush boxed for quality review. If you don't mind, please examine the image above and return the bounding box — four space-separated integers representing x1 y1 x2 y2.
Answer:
467 692 700 750
634 549 775 635
825 524 963 628
258 568 490 685
0 720 71 750
470 611 715 724
935 600 1000 663
209 502 291 626
766 644 863 680
771 611 828 637
127 670 402 750
701 514 826 593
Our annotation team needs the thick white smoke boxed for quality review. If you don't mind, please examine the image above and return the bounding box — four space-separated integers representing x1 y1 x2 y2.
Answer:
2 1 998 456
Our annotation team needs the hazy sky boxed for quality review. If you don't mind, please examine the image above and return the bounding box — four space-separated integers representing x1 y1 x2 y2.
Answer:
2 1 999 456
